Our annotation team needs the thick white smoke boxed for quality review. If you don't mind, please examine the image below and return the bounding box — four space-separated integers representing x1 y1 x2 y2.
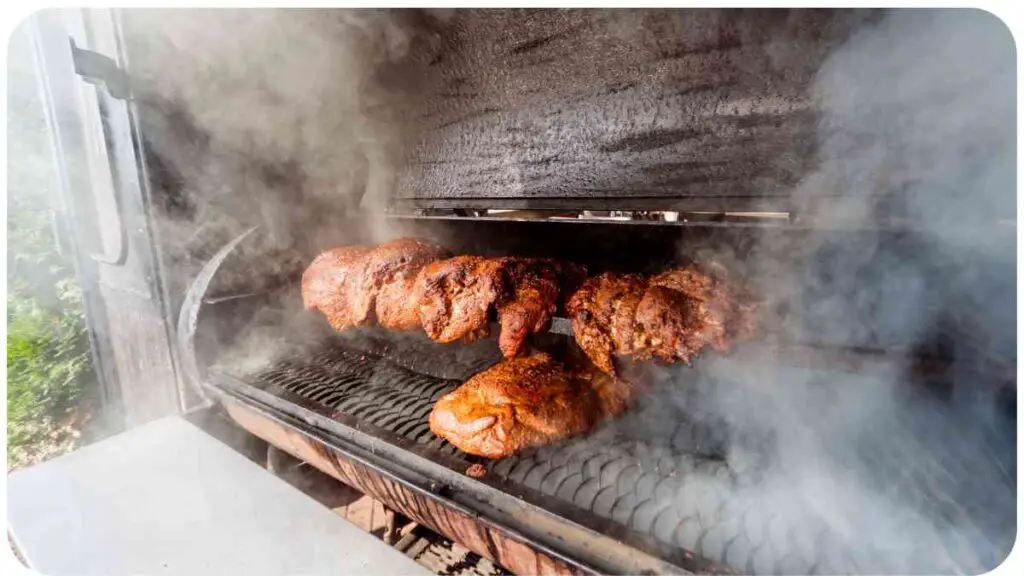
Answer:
122 9 438 292
654 9 1016 574
120 9 441 373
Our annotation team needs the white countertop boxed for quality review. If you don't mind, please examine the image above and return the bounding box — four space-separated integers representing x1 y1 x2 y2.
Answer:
7 415 430 575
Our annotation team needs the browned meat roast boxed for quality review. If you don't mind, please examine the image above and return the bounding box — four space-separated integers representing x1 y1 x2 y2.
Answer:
417 256 585 358
429 352 633 458
416 255 505 344
302 238 448 332
301 245 372 332
494 258 586 359
564 272 649 376
349 237 450 328
566 264 758 375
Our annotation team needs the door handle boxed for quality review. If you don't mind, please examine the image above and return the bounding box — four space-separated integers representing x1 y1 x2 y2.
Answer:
69 37 130 266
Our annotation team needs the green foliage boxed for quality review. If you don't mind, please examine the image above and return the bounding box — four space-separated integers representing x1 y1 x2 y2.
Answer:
6 283 93 465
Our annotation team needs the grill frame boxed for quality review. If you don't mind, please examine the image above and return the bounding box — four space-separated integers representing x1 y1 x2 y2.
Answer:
182 227 1015 576
205 369 714 575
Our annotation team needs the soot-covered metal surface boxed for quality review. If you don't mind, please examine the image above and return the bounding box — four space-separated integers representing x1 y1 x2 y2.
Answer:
395 9 875 210
215 333 1015 575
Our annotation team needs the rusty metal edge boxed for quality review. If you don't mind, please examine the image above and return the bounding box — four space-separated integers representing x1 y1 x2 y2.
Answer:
206 380 604 575
204 374 720 576
219 398 580 576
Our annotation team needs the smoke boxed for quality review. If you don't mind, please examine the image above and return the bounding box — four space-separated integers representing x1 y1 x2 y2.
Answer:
118 9 451 388
7 18 73 311
647 9 1016 574
122 9 443 301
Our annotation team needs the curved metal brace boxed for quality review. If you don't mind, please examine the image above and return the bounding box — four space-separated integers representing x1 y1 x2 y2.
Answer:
177 226 258 403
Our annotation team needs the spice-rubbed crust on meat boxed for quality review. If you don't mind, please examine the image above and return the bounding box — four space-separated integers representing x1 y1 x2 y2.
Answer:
304 241 587 359
301 245 372 332
303 241 756 374
567 264 758 376
351 237 451 328
429 352 634 459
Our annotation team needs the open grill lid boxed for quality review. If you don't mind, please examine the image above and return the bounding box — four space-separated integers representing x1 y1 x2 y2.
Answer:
389 9 859 215
378 8 1013 232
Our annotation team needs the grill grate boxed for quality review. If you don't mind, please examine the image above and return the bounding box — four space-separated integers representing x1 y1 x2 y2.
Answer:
266 346 471 457
238 339 1015 575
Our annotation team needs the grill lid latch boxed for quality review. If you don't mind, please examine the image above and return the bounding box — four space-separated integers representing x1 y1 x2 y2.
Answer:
70 38 131 100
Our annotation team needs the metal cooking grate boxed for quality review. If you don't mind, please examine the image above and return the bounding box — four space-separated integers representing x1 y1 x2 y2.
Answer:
262 346 470 457
240 340 1015 575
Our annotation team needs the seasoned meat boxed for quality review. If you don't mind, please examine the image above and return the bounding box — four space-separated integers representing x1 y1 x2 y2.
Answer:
567 265 758 375
301 245 371 331
304 243 582 350
649 263 759 350
565 273 648 375
302 238 448 332
634 285 715 364
417 256 585 356
493 257 565 359
648 265 720 300
429 353 605 458
349 237 449 326
374 274 426 331
465 463 488 478
417 256 504 344
574 362 635 418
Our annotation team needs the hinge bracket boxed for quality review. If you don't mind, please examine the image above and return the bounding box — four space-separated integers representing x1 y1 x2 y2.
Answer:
70 38 131 99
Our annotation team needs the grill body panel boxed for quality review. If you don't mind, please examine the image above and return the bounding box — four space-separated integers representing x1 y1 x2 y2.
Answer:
218 398 585 576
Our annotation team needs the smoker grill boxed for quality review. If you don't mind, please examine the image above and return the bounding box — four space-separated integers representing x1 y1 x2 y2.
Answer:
189 294 1013 575
177 217 1015 575
32 7 1016 576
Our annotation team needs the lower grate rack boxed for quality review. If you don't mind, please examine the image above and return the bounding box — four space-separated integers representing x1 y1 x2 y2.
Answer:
219 336 1016 575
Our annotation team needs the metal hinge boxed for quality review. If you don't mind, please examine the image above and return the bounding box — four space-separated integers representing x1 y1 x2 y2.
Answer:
70 37 131 99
